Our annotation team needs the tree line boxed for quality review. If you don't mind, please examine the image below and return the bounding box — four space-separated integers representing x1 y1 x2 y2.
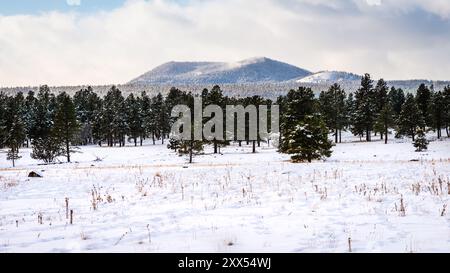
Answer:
0 74 449 166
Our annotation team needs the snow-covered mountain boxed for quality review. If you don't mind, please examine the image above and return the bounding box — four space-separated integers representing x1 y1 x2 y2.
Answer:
129 57 312 85
295 71 361 84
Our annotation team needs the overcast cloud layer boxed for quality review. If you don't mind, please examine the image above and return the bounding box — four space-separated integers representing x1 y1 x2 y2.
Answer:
1 0 450 86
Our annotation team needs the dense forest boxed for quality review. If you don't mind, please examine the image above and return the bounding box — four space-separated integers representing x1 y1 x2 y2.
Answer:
0 73 449 166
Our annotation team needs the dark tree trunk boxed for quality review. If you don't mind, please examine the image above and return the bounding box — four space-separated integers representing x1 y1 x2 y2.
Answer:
339 130 342 143
384 125 388 144
152 132 155 145
134 137 137 146
252 140 256 153
189 140 193 164
335 129 338 143
66 140 70 163
214 141 218 154
238 141 242 147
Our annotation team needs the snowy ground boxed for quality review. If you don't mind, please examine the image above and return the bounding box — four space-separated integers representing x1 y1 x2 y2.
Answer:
0 133 449 253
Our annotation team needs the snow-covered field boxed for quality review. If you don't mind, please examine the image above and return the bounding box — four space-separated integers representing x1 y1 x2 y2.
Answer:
0 134 449 253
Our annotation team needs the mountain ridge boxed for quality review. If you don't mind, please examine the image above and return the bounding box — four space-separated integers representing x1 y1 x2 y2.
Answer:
129 57 312 85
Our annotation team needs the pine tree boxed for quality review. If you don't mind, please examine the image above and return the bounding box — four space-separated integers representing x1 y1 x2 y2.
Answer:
4 95 26 167
168 138 204 164
91 100 106 146
53 92 80 163
374 79 388 139
444 86 450 137
284 114 332 163
413 129 429 152
165 87 186 132
0 92 7 148
397 94 424 141
6 118 25 167
167 92 204 163
352 74 377 141
73 86 101 145
204 85 227 153
125 93 142 146
374 103 394 144
30 85 56 141
24 91 37 147
150 93 165 144
429 91 445 139
374 79 389 112
103 86 127 146
344 92 355 138
415 83 432 128
31 136 63 164
319 84 346 143
140 91 152 144
388 87 405 117
31 86 60 163
279 87 316 153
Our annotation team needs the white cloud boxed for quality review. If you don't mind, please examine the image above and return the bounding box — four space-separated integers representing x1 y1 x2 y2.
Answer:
0 0 449 86
66 0 81 6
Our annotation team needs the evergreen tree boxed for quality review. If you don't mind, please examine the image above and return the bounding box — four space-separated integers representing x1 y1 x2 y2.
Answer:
24 91 37 147
318 84 346 143
413 129 429 152
374 103 394 144
0 93 6 148
103 86 127 146
374 79 389 139
31 85 59 163
125 93 142 146
204 85 227 153
91 99 106 146
30 85 56 141
279 87 316 153
167 91 204 163
415 83 432 128
429 91 445 139
140 91 152 144
150 93 166 144
374 79 389 112
443 86 450 137
73 86 101 145
165 87 185 130
53 92 80 163
388 87 405 117
352 74 377 141
4 95 26 167
284 114 332 163
344 92 355 136
397 94 424 141
31 136 63 164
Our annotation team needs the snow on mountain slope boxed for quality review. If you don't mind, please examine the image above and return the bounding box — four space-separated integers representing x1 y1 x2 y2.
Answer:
129 57 312 85
296 71 361 84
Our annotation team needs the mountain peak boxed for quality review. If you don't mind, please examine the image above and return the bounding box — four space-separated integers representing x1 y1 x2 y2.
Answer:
129 57 312 85
296 70 361 83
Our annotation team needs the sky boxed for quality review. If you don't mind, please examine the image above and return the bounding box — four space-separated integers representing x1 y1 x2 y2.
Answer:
0 0 450 86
